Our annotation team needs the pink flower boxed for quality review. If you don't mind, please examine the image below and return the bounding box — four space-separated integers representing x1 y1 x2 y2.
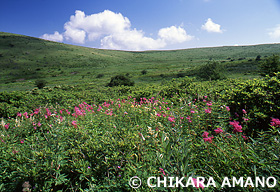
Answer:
190 109 195 113
206 102 212 106
168 116 175 123
192 178 205 189
214 127 223 134
271 118 280 127
20 139 24 144
205 108 212 113
37 122 42 127
4 123 10 130
203 136 214 143
225 106 230 111
242 109 247 114
202 131 209 138
72 121 77 128
159 168 168 176
230 121 243 133
242 135 248 140
17 112 22 117
23 112 29 118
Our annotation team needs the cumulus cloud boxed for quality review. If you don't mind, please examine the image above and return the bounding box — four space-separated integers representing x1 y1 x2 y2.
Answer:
158 26 193 44
40 31 63 42
40 10 193 51
201 18 223 33
268 25 280 39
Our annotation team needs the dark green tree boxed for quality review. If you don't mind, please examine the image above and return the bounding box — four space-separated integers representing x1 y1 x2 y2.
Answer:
107 75 134 87
35 80 47 89
259 55 280 76
197 61 225 81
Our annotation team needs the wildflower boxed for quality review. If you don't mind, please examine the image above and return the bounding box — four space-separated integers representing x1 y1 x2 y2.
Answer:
192 178 205 189
37 122 42 127
159 168 168 176
166 107 170 110
168 116 175 123
214 127 223 134
12 149 19 154
186 116 192 123
117 166 121 169
202 131 209 138
271 118 280 127
230 121 242 133
34 127 37 130
242 109 247 114
88 166 90 169
4 123 9 130
203 136 214 143
242 135 248 140
202 131 214 143
206 102 212 106
225 106 230 111
23 112 29 118
72 121 77 128
243 117 249 122
205 108 212 113
20 139 24 144
17 112 22 117
190 109 195 113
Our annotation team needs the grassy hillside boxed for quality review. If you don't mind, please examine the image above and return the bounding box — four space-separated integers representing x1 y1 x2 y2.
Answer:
1 31 280 91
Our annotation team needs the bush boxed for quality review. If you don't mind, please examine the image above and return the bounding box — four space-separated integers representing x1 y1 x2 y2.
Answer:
96 74 104 78
107 75 134 87
141 70 147 75
259 55 280 76
35 80 47 89
197 61 225 81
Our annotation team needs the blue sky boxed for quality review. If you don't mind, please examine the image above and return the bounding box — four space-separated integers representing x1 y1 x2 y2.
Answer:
1 0 280 51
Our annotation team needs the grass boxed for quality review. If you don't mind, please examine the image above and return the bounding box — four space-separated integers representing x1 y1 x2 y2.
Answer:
1 31 280 91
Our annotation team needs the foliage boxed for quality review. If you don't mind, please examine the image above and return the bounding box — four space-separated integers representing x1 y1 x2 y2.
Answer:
34 79 47 89
107 75 134 87
141 69 147 75
259 55 280 76
1 92 279 191
196 61 225 81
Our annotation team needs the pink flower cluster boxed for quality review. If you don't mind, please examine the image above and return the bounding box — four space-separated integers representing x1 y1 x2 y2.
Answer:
271 118 280 127
229 120 242 133
202 131 214 143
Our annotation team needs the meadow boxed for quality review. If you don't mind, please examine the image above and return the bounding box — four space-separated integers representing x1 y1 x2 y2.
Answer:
0 32 280 191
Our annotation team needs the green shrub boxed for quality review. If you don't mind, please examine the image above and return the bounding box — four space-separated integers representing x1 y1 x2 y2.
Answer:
107 75 134 87
35 79 47 89
141 69 147 75
197 61 225 81
259 55 280 76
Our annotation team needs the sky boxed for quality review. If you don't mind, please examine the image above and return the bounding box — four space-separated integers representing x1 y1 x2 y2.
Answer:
1 0 280 51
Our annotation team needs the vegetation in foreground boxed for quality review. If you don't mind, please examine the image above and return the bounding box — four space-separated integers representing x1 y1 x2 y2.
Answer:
1 73 280 191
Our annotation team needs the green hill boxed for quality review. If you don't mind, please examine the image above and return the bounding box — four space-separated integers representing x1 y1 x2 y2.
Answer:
1 31 280 91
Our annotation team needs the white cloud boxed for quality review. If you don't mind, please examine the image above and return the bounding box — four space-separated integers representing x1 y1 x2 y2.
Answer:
158 26 193 44
40 10 193 51
40 31 63 42
201 18 223 33
268 25 280 39
101 29 166 50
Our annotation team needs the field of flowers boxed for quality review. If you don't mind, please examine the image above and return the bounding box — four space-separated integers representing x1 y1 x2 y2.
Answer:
0 75 280 191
